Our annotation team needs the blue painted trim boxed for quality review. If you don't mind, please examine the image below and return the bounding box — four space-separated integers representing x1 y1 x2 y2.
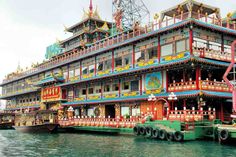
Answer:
61 90 231 106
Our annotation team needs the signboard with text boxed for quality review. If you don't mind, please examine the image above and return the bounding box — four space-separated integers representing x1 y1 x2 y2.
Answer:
41 86 62 102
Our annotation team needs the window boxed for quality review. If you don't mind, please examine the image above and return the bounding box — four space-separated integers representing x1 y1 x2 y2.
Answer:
95 87 101 93
69 69 74 78
122 82 130 90
98 62 103 71
75 68 80 77
131 80 139 91
104 84 110 92
161 44 173 56
63 71 68 80
87 108 94 116
132 107 141 116
176 40 186 53
88 88 94 94
147 47 157 59
74 88 80 98
112 83 119 91
82 67 88 75
124 55 131 65
89 65 95 74
135 51 143 62
82 89 87 95
105 60 112 70
115 57 122 67
121 107 130 116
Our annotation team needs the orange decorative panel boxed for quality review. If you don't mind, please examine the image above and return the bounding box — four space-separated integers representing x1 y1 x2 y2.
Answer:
41 86 61 102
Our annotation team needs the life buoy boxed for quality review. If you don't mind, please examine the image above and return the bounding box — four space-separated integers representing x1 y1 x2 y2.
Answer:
145 126 153 137
159 129 167 140
166 132 174 141
218 129 230 141
133 126 140 135
152 128 159 139
139 126 146 136
174 131 184 142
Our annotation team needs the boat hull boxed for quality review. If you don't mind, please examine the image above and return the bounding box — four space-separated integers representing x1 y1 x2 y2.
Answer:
0 122 14 130
13 123 58 133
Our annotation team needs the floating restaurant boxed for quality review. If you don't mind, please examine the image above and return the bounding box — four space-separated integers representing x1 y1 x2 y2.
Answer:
1 0 236 142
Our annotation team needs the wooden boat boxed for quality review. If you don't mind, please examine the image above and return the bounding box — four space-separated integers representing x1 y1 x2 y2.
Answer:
13 122 58 133
13 110 58 133
0 112 15 129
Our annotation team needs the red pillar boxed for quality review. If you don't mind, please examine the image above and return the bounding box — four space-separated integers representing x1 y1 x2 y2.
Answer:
139 76 142 95
221 34 224 52
196 67 201 90
112 50 114 72
132 44 135 68
118 79 121 97
184 99 186 108
80 61 82 80
166 70 168 92
158 35 161 63
94 56 97 76
189 28 193 55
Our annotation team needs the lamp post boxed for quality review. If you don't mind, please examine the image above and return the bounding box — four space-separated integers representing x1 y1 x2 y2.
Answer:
167 92 177 114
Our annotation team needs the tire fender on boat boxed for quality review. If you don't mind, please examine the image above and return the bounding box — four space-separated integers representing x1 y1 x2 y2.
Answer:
152 128 159 139
166 132 174 141
145 126 153 137
174 131 184 142
139 126 146 136
159 129 167 140
218 129 230 141
133 126 140 135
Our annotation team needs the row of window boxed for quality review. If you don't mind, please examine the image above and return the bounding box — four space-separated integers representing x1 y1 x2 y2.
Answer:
68 80 139 98
2 38 189 94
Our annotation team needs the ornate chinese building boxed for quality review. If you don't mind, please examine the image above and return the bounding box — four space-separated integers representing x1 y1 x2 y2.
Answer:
1 0 236 126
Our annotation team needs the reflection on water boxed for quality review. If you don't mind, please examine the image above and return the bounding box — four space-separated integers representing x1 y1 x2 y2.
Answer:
0 130 236 157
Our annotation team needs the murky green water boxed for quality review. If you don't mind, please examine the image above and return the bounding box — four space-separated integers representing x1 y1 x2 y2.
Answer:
0 130 235 157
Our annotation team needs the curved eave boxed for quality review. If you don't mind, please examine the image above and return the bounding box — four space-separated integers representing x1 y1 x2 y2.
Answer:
36 77 64 87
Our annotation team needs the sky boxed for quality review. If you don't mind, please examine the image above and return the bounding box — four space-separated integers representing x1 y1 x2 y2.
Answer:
0 0 235 82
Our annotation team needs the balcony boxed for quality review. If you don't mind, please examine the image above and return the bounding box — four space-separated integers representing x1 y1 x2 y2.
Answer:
58 117 140 128
168 108 216 122
168 80 196 92
168 79 231 92
0 87 40 98
193 46 235 62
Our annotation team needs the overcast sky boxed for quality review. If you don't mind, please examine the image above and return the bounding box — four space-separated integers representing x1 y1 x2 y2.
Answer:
0 0 235 82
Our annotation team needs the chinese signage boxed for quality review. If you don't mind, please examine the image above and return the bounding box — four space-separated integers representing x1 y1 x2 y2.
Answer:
41 86 61 102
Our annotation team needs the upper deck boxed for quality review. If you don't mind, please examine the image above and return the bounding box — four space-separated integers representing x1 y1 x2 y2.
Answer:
1 0 236 87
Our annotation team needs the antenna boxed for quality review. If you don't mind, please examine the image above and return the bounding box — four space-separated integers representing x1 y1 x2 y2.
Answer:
112 0 150 32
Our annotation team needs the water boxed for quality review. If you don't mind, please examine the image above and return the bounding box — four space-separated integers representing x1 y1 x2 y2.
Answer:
0 130 235 157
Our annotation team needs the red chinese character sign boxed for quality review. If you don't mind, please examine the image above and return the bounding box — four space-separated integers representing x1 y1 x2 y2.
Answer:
41 86 61 102
223 40 236 112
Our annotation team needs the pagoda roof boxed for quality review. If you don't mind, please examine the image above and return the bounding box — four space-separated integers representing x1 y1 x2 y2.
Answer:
66 17 112 33
160 0 220 20
36 75 64 86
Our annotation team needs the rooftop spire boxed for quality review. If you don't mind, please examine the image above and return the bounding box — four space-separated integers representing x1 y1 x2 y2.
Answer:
89 0 93 12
